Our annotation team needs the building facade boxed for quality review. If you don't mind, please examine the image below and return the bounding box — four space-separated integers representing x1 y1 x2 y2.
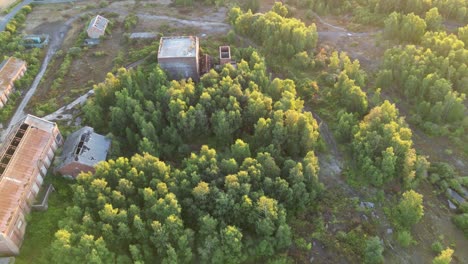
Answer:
157 36 200 81
0 115 62 256
0 58 26 109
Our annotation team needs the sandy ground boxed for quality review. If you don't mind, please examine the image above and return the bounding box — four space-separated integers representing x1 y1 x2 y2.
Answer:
0 0 17 10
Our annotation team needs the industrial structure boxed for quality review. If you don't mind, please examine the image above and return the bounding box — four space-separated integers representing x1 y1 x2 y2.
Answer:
0 115 62 256
56 126 111 178
219 46 231 65
157 36 200 81
218 45 237 69
87 15 109 39
0 57 26 109
22 34 49 48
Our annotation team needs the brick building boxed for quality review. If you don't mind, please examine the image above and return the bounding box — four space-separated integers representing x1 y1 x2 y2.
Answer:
56 126 111 178
0 115 62 256
157 36 200 81
0 57 26 109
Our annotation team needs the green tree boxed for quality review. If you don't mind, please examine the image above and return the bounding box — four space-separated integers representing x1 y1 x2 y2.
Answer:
364 236 384 264
425 8 443 31
395 190 424 230
432 248 454 264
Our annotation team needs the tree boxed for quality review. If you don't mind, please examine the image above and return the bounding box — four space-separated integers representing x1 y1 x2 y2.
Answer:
425 8 443 31
395 190 424 230
352 101 420 187
459 25 468 46
77 47 323 262
231 139 251 163
364 236 384 264
432 248 454 264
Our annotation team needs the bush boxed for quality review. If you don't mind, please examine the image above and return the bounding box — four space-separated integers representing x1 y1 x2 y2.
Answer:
124 14 138 30
396 231 415 248
431 241 444 254
394 190 424 230
294 237 311 251
452 213 468 238
364 236 384 264
67 47 82 57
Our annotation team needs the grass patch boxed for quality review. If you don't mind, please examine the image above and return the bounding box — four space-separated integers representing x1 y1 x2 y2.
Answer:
15 176 73 264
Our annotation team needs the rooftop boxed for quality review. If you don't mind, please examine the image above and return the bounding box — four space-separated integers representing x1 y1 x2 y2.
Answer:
89 15 109 31
0 57 26 93
0 115 58 233
58 126 111 169
158 36 198 58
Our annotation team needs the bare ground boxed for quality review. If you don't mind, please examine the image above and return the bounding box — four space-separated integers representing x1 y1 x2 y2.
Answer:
0 0 17 10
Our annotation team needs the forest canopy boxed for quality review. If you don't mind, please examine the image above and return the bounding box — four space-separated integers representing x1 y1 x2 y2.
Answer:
53 51 324 262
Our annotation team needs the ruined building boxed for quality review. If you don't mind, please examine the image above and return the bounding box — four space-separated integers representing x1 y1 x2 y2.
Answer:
0 57 26 109
87 15 109 39
157 36 200 81
56 126 111 178
0 115 62 256
219 46 231 65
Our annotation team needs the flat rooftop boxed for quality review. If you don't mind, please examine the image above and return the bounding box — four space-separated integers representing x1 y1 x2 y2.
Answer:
90 15 109 31
0 57 26 94
0 115 58 233
158 36 198 58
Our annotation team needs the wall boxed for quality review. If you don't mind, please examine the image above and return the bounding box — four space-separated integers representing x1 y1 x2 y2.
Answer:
158 56 199 81
57 162 94 178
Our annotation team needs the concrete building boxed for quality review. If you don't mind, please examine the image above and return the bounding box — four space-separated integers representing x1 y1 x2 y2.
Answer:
0 115 62 256
22 34 49 48
157 36 200 81
87 15 109 39
56 126 111 178
0 58 26 109
219 46 231 65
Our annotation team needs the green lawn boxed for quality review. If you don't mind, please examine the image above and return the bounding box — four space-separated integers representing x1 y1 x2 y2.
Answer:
15 176 73 264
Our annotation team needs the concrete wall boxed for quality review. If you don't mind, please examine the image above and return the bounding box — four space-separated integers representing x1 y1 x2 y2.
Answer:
159 56 199 81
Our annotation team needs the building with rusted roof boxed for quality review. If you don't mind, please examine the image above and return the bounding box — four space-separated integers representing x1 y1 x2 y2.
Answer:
0 57 26 109
0 115 62 256
157 36 200 81
56 126 111 178
87 15 109 39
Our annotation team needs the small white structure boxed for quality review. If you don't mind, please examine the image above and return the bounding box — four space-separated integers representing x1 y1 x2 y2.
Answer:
87 15 109 39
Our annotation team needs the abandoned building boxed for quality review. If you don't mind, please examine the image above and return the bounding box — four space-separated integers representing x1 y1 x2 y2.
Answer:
0 57 26 109
157 36 200 81
21 34 49 48
56 126 111 178
87 15 109 39
219 46 231 65
218 45 237 69
0 115 62 256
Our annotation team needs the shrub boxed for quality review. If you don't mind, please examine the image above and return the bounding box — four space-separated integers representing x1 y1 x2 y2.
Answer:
396 231 415 248
431 241 444 254
364 236 384 264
